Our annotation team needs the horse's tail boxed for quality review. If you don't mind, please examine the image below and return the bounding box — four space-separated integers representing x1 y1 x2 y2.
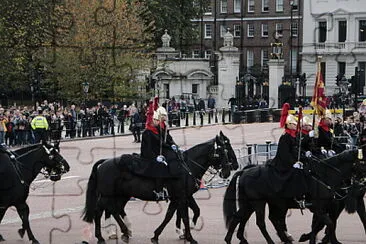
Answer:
223 170 243 229
82 159 105 223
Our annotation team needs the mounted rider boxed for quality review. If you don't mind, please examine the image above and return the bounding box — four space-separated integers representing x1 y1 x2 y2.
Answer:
317 109 343 156
269 103 308 208
299 115 316 158
140 97 182 201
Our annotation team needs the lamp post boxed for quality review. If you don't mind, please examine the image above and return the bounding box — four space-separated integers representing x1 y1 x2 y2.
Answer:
82 81 89 109
290 0 294 84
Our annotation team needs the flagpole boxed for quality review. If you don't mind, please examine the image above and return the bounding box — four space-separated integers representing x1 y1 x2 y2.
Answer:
297 106 303 162
311 56 323 139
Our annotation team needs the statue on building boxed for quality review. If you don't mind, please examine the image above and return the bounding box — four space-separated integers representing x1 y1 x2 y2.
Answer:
223 29 234 47
161 29 171 48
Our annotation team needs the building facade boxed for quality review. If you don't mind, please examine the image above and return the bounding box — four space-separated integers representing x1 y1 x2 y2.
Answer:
192 0 303 87
302 0 366 97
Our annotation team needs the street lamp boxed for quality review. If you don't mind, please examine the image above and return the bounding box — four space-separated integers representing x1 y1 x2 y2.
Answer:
82 81 89 109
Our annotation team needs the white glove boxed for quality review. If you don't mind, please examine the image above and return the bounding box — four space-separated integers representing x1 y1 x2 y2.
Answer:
293 161 303 169
305 151 312 158
346 144 351 149
308 130 314 138
321 148 327 155
156 155 167 165
171 144 178 152
328 150 336 157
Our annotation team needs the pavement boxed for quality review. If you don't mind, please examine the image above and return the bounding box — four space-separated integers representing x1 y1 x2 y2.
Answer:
0 123 365 244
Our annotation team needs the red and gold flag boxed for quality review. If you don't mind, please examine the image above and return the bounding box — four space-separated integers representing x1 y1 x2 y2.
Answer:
310 63 328 116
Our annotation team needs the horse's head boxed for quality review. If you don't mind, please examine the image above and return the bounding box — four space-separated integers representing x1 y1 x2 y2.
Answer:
41 141 70 181
219 131 239 170
213 134 231 179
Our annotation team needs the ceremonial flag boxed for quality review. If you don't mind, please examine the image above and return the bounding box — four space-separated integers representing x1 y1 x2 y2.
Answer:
310 62 328 116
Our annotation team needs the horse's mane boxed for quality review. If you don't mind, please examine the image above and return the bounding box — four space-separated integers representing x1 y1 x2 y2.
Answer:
13 144 42 160
184 138 215 157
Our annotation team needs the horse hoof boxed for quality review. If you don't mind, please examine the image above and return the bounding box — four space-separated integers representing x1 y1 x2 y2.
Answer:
239 241 249 244
0 235 4 242
18 229 25 238
127 230 132 237
179 234 185 240
121 234 129 243
108 233 117 240
190 240 198 244
150 237 159 244
32 240 40 244
97 239 106 244
285 232 295 242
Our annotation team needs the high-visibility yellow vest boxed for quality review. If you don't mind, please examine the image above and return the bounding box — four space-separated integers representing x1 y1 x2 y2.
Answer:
31 116 49 130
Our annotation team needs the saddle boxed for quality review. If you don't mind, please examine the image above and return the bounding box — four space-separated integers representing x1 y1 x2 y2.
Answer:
117 153 182 179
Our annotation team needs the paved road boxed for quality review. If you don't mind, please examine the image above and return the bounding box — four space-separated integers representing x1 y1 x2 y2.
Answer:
1 123 365 244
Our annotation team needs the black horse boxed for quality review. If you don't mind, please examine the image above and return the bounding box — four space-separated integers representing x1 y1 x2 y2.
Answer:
298 168 366 243
223 149 365 244
0 142 70 244
82 133 233 244
154 131 239 239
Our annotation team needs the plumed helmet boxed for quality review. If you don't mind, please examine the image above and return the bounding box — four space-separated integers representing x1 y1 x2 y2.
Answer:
280 103 291 128
286 114 297 125
324 109 332 119
153 106 167 120
301 116 312 127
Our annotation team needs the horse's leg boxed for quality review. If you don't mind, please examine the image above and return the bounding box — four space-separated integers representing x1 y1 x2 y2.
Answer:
151 200 178 243
111 213 130 243
253 201 275 244
15 203 39 244
178 199 197 244
356 194 366 235
233 208 254 244
268 205 292 243
312 213 340 244
299 214 324 242
321 202 343 244
94 207 105 244
189 196 200 227
0 208 7 241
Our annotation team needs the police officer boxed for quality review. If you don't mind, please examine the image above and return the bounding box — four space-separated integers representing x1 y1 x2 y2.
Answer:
140 98 180 201
317 110 343 156
31 108 49 143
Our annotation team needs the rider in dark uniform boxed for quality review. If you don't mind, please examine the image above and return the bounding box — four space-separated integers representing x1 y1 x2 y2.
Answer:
269 103 308 207
300 116 316 157
140 97 180 201
317 110 343 155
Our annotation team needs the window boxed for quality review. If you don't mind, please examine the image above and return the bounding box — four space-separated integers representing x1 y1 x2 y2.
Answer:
338 21 347 42
338 62 346 75
262 0 269 12
276 23 283 37
291 0 298 11
205 24 212 38
192 84 199 94
359 20 366 42
276 0 284 12
234 0 241 13
247 23 254 37
262 24 268 37
248 0 255 12
290 49 297 73
192 50 200 58
220 25 228 37
319 21 327 43
247 50 254 71
321 62 326 84
261 49 269 68
205 3 212 15
164 84 170 99
220 0 228 13
291 22 298 37
205 50 212 59
234 24 241 37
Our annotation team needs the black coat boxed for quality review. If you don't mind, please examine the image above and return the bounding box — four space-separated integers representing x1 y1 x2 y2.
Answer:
317 126 343 153
140 126 181 175
270 132 298 172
